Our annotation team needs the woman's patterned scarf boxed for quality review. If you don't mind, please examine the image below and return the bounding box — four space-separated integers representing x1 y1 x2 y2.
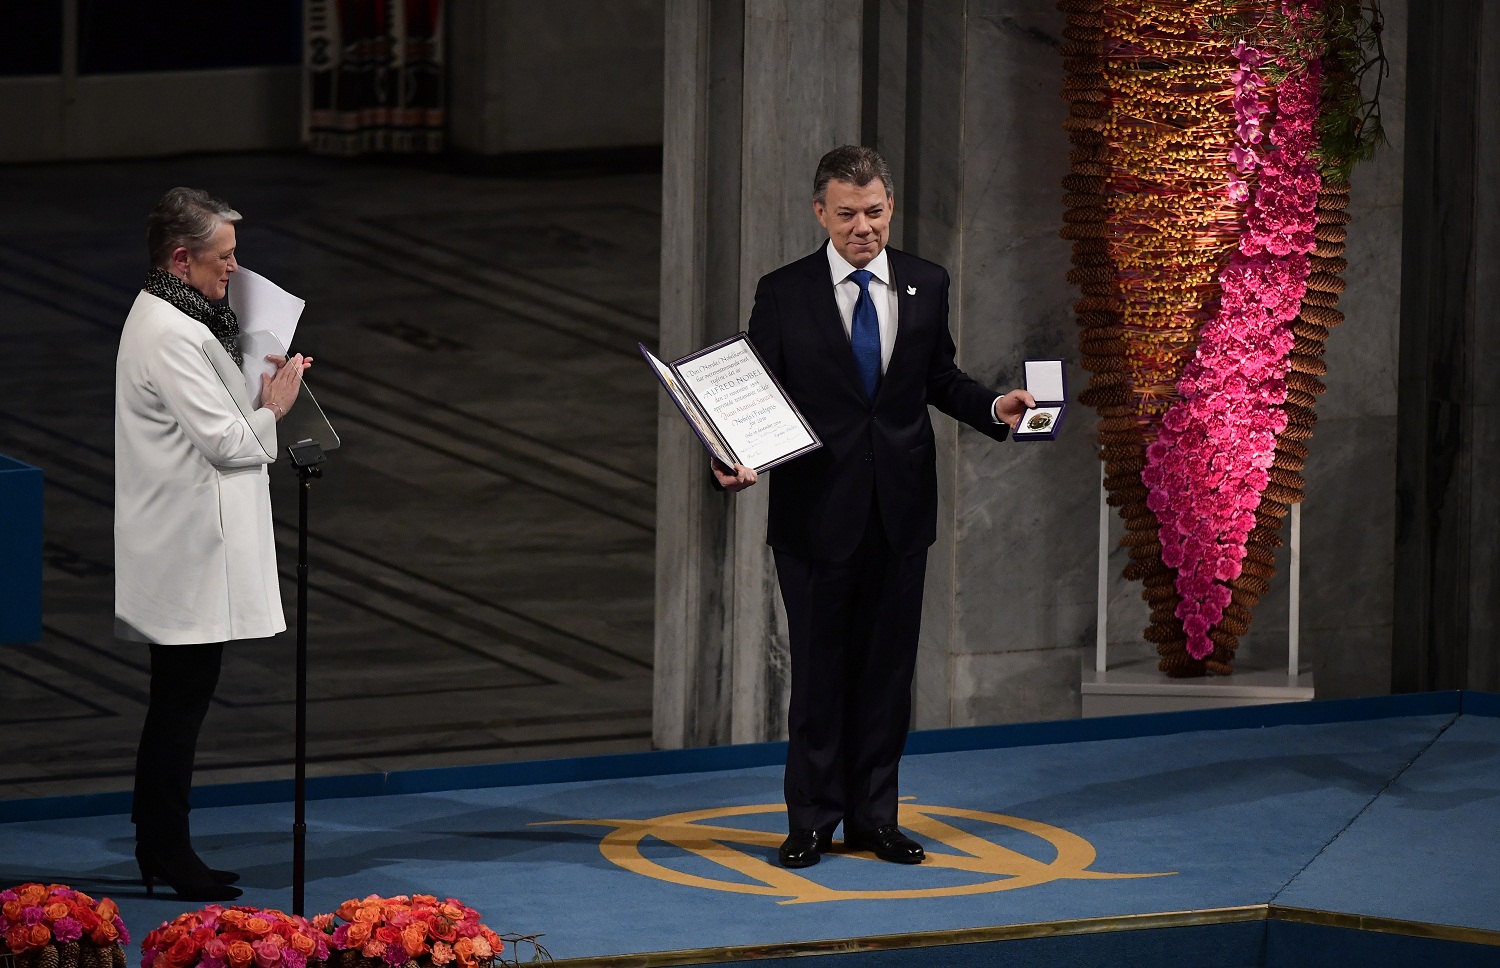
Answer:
143 267 242 365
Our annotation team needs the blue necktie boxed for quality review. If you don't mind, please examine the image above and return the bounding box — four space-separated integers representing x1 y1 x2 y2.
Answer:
848 269 881 399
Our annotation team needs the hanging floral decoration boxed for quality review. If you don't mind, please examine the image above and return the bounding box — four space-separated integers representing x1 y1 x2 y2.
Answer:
1059 0 1386 675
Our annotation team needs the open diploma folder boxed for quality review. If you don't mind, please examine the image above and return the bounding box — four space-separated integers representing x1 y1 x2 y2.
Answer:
641 334 822 473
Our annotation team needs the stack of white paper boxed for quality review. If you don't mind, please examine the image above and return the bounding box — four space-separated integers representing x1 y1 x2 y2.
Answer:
227 266 306 406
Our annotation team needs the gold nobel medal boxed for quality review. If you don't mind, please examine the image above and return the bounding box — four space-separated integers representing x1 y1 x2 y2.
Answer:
1027 411 1054 431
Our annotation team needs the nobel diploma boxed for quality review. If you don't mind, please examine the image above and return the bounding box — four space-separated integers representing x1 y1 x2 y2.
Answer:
640 334 821 473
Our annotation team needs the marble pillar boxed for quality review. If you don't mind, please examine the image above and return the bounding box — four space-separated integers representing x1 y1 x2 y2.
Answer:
1394 0 1500 691
1290 1 1408 698
1474 2 1500 689
910 1 1099 726
654 0 863 748
653 0 741 749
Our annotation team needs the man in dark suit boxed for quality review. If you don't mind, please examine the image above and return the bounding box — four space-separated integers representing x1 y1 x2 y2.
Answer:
715 145 1034 869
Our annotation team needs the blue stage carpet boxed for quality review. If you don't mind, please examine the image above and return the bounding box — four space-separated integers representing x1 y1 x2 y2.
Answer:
1 700 1497 965
1276 710 1500 927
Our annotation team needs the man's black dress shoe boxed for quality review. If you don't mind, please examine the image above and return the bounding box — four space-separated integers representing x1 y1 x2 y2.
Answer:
778 829 829 868
845 825 926 864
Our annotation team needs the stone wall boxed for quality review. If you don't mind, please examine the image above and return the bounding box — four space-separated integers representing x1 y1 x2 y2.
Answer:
448 0 665 155
0 69 301 163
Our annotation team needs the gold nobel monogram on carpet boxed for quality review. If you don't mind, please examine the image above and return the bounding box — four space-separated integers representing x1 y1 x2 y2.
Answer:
538 799 1173 904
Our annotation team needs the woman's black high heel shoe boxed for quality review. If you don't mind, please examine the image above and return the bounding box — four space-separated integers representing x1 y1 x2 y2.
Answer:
136 843 242 901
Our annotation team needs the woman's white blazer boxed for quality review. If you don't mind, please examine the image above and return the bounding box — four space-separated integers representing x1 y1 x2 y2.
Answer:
114 290 286 645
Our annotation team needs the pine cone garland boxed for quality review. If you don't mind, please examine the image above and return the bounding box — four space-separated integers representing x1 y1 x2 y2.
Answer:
1159 652 1207 677
1301 305 1344 328
1287 371 1327 395
1293 319 1331 340
1248 525 1285 547
1289 353 1328 375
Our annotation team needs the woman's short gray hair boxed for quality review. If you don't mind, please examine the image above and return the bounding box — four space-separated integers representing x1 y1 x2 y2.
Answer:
813 145 893 203
146 187 241 267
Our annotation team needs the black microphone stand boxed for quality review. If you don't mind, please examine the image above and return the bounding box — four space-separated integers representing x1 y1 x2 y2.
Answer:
285 438 326 916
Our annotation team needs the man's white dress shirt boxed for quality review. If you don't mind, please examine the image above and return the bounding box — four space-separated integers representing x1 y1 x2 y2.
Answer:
826 242 897 373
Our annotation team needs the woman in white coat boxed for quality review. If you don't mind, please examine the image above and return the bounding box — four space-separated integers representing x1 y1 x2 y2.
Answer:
116 187 308 901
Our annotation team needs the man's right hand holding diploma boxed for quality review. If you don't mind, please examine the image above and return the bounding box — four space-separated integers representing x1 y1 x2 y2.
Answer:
713 461 758 492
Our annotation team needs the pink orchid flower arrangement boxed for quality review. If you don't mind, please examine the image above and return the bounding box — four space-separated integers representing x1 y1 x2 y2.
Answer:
1141 5 1326 660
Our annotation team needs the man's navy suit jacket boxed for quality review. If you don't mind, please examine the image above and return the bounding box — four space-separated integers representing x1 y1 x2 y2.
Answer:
749 244 1008 562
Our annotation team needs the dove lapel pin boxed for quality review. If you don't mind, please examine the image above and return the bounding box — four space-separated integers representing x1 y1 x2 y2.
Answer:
906 285 917 295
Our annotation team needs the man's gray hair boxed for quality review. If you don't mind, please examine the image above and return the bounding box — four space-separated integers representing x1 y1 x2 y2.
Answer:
812 145 893 203
146 187 242 267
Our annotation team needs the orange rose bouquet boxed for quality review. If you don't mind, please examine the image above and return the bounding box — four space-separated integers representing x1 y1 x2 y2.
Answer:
315 896 507 968
0 883 129 968
140 906 329 968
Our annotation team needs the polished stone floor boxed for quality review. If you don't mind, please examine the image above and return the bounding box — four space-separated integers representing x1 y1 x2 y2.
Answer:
0 153 661 798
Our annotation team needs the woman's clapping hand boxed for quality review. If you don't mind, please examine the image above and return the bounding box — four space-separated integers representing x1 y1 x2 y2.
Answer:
260 353 311 421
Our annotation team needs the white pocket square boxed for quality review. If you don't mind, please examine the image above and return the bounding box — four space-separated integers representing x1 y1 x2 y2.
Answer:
906 285 917 295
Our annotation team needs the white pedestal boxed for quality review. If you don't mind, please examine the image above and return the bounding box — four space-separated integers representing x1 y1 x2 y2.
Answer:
1081 654 1315 717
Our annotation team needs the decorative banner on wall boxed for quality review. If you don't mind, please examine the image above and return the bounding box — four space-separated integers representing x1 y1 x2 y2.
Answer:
1058 1 1386 677
304 0 445 155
